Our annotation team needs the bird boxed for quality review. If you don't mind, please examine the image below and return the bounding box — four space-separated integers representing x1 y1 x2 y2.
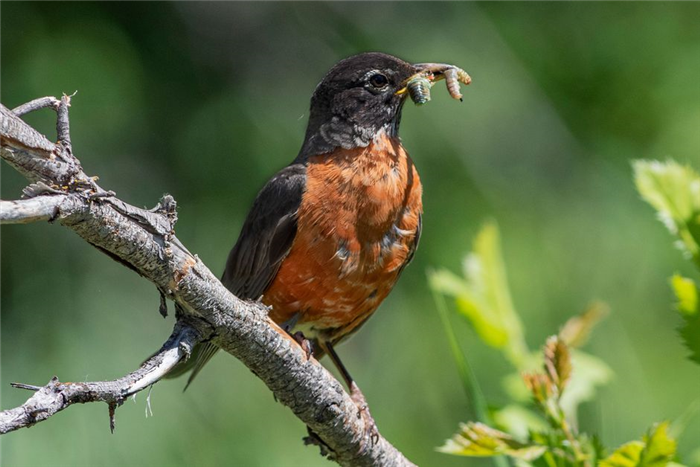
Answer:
174 52 470 431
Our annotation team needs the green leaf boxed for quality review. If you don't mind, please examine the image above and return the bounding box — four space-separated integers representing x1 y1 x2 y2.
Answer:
634 159 700 265
600 441 645 467
670 275 700 365
438 422 546 461
600 422 678 467
639 422 677 467
528 430 574 467
587 433 609 465
428 268 510 349
427 268 470 297
429 221 529 368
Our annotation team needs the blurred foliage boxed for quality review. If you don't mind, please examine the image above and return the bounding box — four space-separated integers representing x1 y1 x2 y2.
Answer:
430 221 528 367
2 3 700 467
434 157 700 466
431 225 614 465
439 336 610 465
600 423 677 467
635 160 700 365
439 332 681 466
634 161 700 268
439 421 546 461
430 223 613 428
670 275 700 366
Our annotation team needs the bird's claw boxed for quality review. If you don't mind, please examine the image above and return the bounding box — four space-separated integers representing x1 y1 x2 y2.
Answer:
350 382 379 446
292 331 313 361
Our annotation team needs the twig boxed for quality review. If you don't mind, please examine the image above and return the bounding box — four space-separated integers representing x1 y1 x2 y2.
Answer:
0 321 200 435
11 93 75 150
12 96 61 116
56 92 75 150
10 383 42 392
0 195 69 224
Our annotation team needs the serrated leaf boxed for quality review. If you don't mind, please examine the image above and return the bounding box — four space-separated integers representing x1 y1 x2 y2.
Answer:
544 336 572 395
559 302 609 348
634 159 700 265
600 441 645 467
640 422 677 467
438 422 546 461
600 422 678 467
670 275 700 365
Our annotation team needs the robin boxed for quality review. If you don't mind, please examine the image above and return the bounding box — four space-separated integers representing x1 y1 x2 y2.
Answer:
175 52 470 430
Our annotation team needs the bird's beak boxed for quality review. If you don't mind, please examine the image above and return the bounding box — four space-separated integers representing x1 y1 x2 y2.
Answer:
396 63 472 102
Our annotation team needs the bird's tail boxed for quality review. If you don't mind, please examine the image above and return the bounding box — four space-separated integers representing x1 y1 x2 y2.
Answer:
163 341 220 391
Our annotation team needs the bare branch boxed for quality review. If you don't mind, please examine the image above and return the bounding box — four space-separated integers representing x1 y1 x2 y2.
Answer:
0 321 201 435
11 383 43 392
0 100 415 467
0 195 68 224
56 93 75 150
12 96 61 116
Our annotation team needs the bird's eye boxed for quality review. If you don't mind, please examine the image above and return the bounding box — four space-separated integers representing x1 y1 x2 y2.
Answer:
368 73 389 89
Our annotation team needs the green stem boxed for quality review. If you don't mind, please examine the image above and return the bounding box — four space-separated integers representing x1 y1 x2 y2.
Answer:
432 288 509 467
560 418 585 465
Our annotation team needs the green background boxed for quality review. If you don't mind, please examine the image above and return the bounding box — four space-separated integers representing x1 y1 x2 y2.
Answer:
2 2 699 466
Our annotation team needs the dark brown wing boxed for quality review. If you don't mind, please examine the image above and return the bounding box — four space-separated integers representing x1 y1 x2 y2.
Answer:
180 163 306 388
403 213 422 268
222 163 306 298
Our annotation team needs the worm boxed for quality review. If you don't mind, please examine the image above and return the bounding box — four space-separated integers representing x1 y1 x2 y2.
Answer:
443 67 471 101
405 63 472 105
406 76 434 105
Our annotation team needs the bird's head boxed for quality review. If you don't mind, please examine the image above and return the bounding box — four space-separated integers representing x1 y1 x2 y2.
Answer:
300 52 470 157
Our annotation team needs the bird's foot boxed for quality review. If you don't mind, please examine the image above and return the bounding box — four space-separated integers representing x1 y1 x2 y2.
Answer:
292 331 314 360
280 314 314 360
349 381 379 447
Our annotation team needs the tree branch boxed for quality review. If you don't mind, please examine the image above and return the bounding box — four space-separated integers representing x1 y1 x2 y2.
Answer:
0 321 201 434
0 195 68 224
11 96 61 117
0 99 415 467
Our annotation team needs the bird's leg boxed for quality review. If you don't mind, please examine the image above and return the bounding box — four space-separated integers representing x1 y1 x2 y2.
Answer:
281 313 313 360
322 341 379 446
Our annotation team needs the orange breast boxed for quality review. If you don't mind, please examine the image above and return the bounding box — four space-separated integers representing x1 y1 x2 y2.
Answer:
263 132 422 342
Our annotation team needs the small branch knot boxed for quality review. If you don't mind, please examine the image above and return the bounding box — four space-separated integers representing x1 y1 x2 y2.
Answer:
304 428 337 460
153 194 178 234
